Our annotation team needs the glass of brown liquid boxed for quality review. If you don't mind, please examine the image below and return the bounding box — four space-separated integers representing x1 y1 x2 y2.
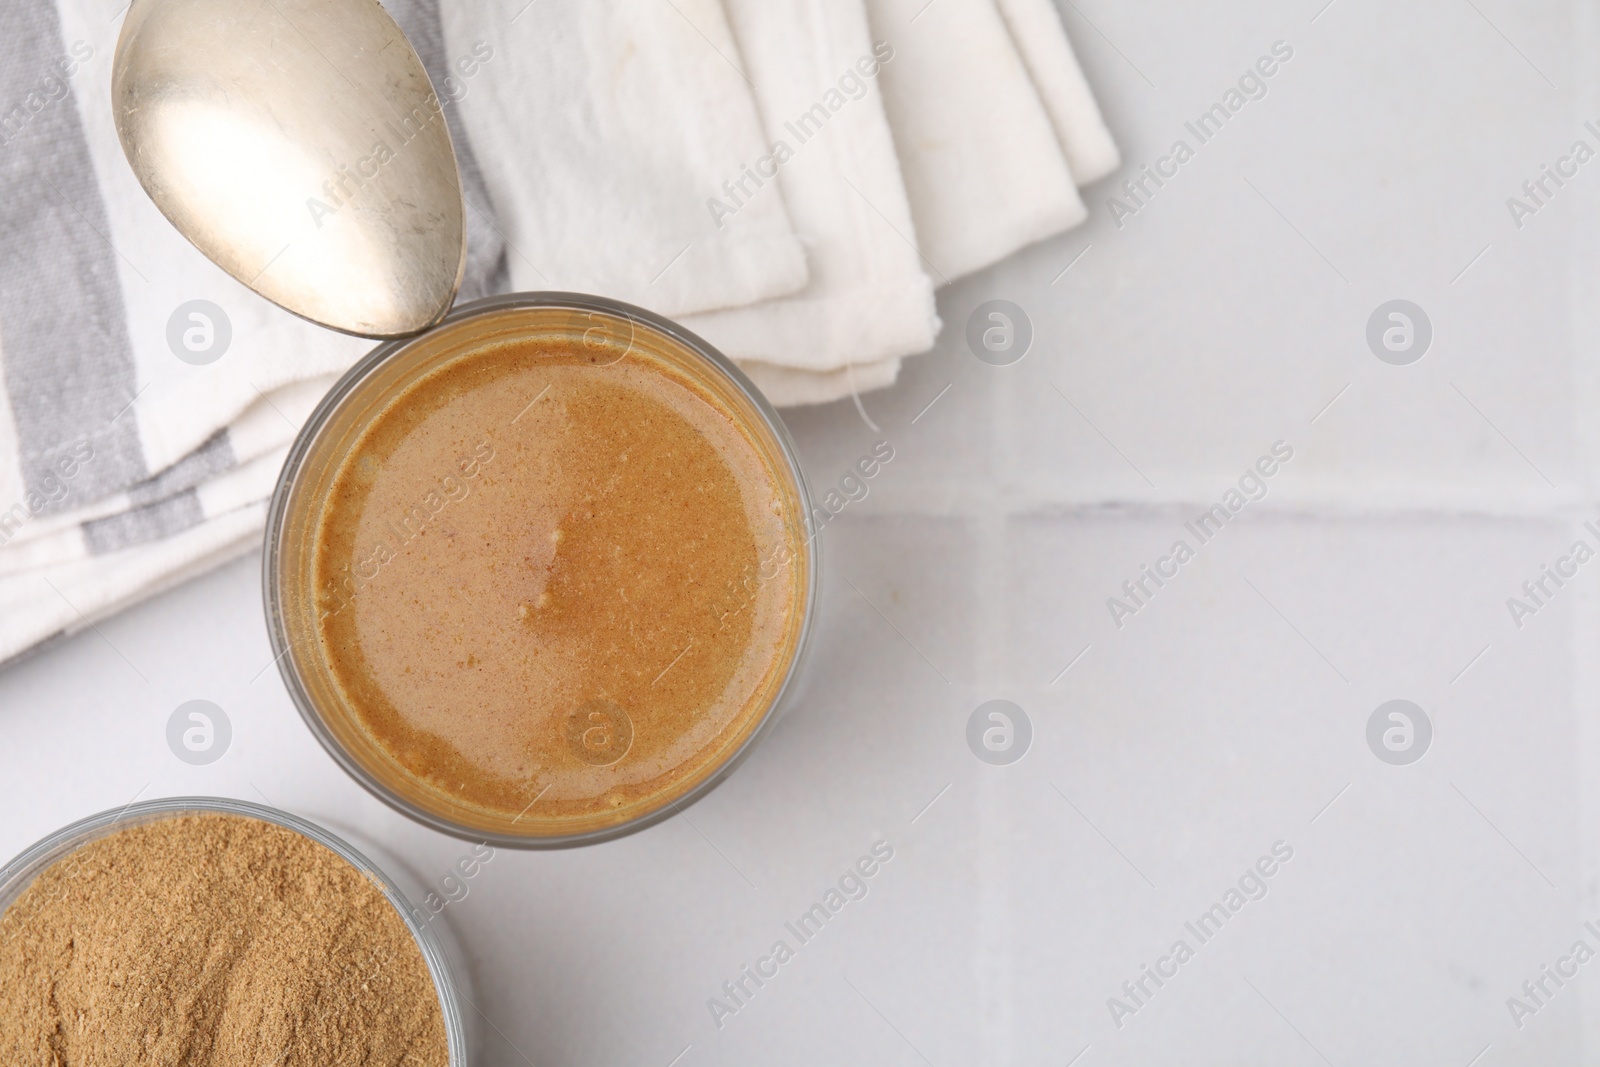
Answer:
265 293 817 847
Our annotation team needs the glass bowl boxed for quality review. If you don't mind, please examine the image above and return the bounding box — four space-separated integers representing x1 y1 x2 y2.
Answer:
264 292 818 848
0 796 475 1064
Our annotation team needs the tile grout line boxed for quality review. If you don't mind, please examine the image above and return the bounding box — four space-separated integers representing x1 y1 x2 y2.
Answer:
974 325 1014 1063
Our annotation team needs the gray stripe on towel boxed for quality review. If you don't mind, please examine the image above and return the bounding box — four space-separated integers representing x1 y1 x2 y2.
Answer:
128 428 235 506
0 0 145 513
383 0 509 301
84 488 204 555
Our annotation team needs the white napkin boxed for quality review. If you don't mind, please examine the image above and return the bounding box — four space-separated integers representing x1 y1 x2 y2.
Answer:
994 0 1120 185
719 0 1118 391
681 0 940 377
743 355 905 407
862 0 1087 282
442 0 811 318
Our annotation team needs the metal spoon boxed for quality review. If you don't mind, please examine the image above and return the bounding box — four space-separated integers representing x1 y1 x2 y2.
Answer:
112 0 466 338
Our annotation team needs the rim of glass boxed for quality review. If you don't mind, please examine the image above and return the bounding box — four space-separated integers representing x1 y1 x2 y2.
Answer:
0 796 470 1065
263 291 819 849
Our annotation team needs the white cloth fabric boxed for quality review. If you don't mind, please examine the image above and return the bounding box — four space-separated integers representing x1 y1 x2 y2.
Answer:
443 0 811 318
995 0 1120 185
682 0 939 376
862 0 1087 282
743 354 904 407
0 449 282 576
0 0 1116 665
0 501 267 667
0 375 334 552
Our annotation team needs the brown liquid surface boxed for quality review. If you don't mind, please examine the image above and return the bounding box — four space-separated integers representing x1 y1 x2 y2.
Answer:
312 337 802 831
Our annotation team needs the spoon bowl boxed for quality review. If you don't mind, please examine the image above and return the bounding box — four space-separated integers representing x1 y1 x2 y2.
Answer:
111 0 466 337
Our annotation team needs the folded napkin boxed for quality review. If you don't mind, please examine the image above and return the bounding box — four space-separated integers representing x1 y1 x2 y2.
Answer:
0 0 1117 665
994 0 1120 186
679 0 939 376
442 0 812 317
863 0 1085 283
0 499 269 669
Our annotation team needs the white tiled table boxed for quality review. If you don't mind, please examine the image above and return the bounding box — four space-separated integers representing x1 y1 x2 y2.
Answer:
5 1 1600 1063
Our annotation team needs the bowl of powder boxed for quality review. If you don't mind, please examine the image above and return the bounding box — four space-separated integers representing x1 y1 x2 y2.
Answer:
0 797 472 1065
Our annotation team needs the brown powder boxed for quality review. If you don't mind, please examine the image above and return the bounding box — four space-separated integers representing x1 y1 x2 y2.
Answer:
0 812 449 1066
